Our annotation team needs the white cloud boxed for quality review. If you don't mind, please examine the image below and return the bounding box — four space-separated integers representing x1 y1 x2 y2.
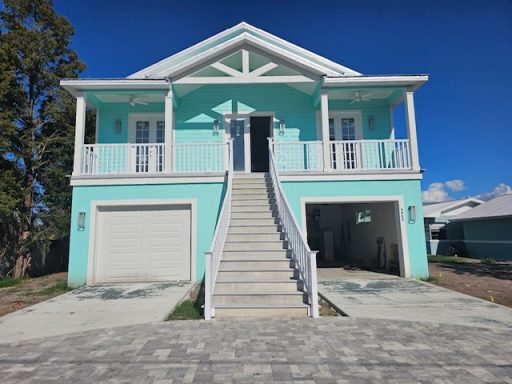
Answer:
475 183 512 201
422 182 451 203
445 179 465 192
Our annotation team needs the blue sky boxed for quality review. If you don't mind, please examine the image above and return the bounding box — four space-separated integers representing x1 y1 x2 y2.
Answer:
54 0 512 201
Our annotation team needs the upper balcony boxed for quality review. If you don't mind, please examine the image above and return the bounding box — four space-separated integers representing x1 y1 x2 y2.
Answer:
63 72 425 185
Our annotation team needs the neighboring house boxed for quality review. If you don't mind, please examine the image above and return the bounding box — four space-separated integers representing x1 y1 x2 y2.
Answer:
61 22 429 318
423 198 483 255
450 194 512 260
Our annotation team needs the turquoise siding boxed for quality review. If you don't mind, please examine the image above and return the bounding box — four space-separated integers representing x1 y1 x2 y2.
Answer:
68 182 224 287
281 179 429 278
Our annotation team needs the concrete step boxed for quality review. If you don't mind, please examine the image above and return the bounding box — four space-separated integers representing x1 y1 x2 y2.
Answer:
222 250 290 260
233 173 268 179
217 269 297 280
233 179 268 187
231 204 272 213
228 225 280 234
232 187 271 195
226 233 283 242
224 241 286 251
214 280 303 293
219 259 294 270
229 218 279 226
231 198 274 206
231 211 275 219
212 292 306 305
232 193 274 201
214 304 309 318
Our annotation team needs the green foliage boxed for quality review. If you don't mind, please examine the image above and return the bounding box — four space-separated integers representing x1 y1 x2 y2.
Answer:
427 255 470 265
0 277 26 288
480 257 497 265
0 0 86 277
166 300 203 320
29 280 71 296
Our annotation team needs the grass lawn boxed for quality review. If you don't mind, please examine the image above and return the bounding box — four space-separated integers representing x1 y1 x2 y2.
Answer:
427 255 473 265
166 284 203 320
0 273 70 316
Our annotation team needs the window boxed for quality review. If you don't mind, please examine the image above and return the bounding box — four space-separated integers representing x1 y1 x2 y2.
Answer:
341 117 356 140
135 121 150 143
356 209 371 224
328 118 335 140
156 121 165 143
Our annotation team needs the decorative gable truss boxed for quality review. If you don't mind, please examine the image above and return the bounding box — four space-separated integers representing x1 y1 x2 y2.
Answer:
174 49 315 85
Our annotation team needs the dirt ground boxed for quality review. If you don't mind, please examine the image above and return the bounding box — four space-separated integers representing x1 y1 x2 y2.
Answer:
429 260 512 308
0 272 68 316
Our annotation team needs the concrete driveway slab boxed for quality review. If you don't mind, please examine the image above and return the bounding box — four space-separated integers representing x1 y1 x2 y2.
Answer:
0 282 193 344
319 276 512 330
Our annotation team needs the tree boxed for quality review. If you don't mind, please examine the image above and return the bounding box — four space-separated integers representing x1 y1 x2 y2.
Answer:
0 0 86 277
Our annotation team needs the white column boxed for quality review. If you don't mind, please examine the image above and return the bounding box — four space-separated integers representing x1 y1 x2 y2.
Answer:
72 96 86 176
165 87 174 173
320 89 331 171
404 91 420 171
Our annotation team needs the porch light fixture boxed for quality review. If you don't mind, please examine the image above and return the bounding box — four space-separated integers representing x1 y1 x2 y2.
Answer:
114 119 122 134
368 116 376 131
408 205 417 223
279 119 286 135
77 211 86 231
213 119 219 136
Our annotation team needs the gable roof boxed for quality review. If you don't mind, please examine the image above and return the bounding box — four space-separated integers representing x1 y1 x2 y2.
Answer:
452 194 512 221
127 22 361 80
423 198 484 218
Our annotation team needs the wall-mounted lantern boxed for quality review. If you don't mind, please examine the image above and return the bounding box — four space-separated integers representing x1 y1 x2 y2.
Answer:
368 115 376 131
408 205 417 223
213 119 220 136
78 211 86 231
114 119 122 134
279 119 286 135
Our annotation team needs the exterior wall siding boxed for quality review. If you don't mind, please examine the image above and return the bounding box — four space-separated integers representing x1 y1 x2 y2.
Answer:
281 179 429 278
68 182 224 287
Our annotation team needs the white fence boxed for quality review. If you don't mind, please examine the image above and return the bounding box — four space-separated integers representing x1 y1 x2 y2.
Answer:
268 141 319 318
204 140 233 320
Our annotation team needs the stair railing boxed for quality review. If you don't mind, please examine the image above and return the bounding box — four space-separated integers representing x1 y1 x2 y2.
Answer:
268 140 320 318
204 139 233 320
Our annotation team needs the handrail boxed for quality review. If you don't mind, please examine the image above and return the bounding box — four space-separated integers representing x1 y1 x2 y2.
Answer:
267 140 319 318
204 139 233 320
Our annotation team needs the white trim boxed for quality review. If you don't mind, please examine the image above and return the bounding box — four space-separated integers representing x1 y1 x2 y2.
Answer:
128 22 360 79
211 62 243 77
60 79 168 97
174 75 313 85
95 108 100 143
280 172 422 181
299 195 411 278
250 62 278 76
87 198 197 285
70 175 225 186
324 75 428 91
72 96 86 176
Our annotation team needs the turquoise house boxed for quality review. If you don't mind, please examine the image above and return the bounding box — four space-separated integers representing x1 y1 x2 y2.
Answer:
61 22 429 318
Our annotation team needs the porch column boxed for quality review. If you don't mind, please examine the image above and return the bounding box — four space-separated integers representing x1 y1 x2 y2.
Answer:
72 96 86 176
320 89 331 171
404 91 420 171
165 87 174 173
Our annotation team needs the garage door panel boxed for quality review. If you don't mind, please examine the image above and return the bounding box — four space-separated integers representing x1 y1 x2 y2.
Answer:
94 205 191 283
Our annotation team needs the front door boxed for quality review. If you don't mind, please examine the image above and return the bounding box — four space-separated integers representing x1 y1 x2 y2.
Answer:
329 113 361 170
250 116 271 172
230 119 245 171
132 116 165 173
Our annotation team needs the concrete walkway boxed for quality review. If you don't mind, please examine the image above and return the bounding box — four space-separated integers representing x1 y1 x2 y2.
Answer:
319 272 512 330
0 317 510 383
0 282 193 344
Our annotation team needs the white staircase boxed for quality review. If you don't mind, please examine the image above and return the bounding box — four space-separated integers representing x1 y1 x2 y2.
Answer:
212 173 309 318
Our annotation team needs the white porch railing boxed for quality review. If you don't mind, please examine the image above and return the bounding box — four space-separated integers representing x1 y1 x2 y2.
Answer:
268 140 319 318
270 140 323 171
330 139 411 171
204 140 233 320
80 142 226 175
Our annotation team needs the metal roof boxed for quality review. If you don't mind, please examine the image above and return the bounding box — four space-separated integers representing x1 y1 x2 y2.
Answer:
423 198 483 218
452 194 512 221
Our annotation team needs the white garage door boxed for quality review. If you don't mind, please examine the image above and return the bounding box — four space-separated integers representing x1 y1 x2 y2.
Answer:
94 205 191 283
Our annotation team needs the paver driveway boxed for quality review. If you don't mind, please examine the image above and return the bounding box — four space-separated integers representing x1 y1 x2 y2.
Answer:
0 317 511 383
0 282 192 344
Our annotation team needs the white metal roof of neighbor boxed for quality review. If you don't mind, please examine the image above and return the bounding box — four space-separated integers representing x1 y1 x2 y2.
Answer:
423 198 483 218
452 194 512 221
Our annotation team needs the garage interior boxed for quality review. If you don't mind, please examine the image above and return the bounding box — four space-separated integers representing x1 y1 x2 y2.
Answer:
305 202 402 275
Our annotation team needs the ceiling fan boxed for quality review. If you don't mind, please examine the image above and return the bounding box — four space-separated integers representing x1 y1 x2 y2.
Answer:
350 91 373 104
128 96 148 107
